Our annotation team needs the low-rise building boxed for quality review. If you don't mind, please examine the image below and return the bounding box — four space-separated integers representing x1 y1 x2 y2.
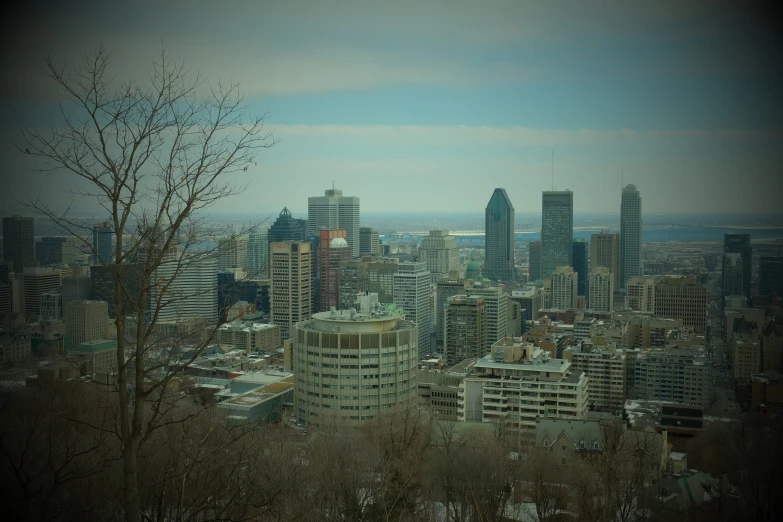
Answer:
217 320 281 352
70 339 117 374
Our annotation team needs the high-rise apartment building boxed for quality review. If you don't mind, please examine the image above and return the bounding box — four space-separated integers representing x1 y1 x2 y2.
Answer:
268 207 307 245
723 233 751 300
541 191 573 280
483 188 515 282
318 230 350 312
150 247 218 323
247 230 269 279
359 227 381 256
550 266 578 310
732 332 761 380
631 347 712 408
338 256 399 308
2 215 35 273
293 303 417 427
393 262 432 356
217 236 248 272
563 343 626 413
270 241 312 340
625 276 656 313
759 255 783 297
590 231 620 290
92 224 113 265
308 188 361 258
64 300 109 347
444 294 487 365
466 283 509 351
620 184 642 289
589 267 614 313
435 274 469 353
510 286 543 321
722 252 744 297
528 240 541 281
23 267 61 320
572 238 588 298
419 230 460 283
653 276 707 331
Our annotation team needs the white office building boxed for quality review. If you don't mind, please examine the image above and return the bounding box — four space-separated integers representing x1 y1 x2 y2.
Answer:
393 262 432 357
150 247 218 323
308 188 361 258
418 230 460 282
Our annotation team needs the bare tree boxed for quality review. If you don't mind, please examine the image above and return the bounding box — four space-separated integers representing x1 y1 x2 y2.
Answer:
16 45 275 522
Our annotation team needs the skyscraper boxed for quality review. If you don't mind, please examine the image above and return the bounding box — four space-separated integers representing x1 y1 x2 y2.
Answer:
149 246 218 323
589 267 614 313
23 267 61 320
590 231 620 290
247 230 269 279
434 274 469 353
541 191 573 280
722 253 744 297
319 229 350 312
359 227 381 256
723 233 751 300
484 188 515 282
64 300 109 347
92 224 113 265
759 255 783 297
419 230 460 283
620 184 642 289
466 283 508 351
444 295 487 365
270 241 312 340
217 237 248 272
571 238 588 298
308 188 361 258
268 207 307 245
528 240 541 281
393 262 432 356
2 215 35 273
338 257 399 308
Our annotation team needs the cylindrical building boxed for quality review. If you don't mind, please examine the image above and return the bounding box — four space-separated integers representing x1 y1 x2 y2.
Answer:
293 304 418 427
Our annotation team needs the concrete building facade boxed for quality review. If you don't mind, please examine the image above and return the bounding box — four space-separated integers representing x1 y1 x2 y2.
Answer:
444 294 487 365
270 241 312 341
588 267 614 313
466 282 509 351
590 231 620 290
418 230 460 283
550 266 578 310
393 262 432 356
308 188 361 258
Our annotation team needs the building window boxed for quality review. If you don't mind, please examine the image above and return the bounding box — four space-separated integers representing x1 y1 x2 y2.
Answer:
562 446 566 451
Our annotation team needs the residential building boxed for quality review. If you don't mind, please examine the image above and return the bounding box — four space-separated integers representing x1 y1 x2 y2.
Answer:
92 224 113 264
625 276 656 312
318 230 350 312
217 320 281 352
723 233 751 300
359 227 381 256
270 241 312 341
444 294 487 365
483 188 515 282
458 338 589 430
759 255 783 297
466 282 509 351
654 276 707 331
417 363 472 421
2 215 35 273
23 267 61 320
571 238 588 298
588 267 614 313
620 184 642 289
434 274 469 353
563 343 626 413
393 262 432 356
541 190 573 280
338 256 398 308
590 231 620 289
308 187 361 258
64 300 109 347
631 347 712 408
293 302 418 427
623 315 683 349
419 230 460 282
550 266 578 310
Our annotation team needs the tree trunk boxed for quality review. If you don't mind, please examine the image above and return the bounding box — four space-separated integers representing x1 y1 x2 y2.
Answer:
124 437 142 522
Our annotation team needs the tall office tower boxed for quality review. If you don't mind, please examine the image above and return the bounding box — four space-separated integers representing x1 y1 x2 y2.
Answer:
308 188 361 258
247 230 269 278
434 274 469 353
466 283 508 351
268 207 307 245
528 240 541 281
419 230 460 283
620 184 642 289
23 267 61 319
444 295 487 365
723 233 752 300
590 231 620 289
759 255 783 297
654 276 708 331
35 237 66 266
90 263 144 318
359 227 381 256
40 292 63 320
2 215 35 273
293 303 417 427
722 253 744 297
484 188 515 282
541 191 573 280
92 224 113 264
571 238 588 298
588 267 614 313
550 266 578 310
149 246 218 323
338 257 399 308
319 229 350 312
393 262 432 356
625 276 655 312
64 300 109 347
270 241 312 340
217 236 248 272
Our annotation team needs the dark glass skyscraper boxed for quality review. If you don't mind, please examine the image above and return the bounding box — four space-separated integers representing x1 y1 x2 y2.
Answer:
92 224 113 264
723 234 751 300
268 208 307 244
759 255 783 297
620 184 642 289
541 191 573 279
483 188 515 282
2 215 35 273
572 238 588 297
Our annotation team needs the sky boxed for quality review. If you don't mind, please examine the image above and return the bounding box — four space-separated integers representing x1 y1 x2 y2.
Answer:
1 0 782 217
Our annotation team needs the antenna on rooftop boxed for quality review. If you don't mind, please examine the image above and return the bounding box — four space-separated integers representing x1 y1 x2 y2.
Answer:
621 164 624 189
